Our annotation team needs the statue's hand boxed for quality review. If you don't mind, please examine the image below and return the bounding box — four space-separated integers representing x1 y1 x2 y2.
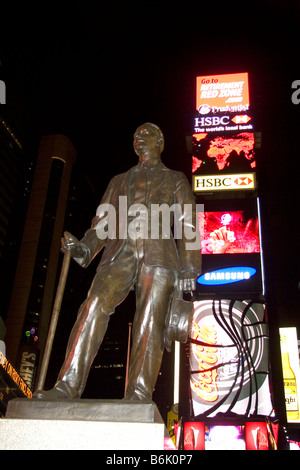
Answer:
61 231 86 258
178 272 197 293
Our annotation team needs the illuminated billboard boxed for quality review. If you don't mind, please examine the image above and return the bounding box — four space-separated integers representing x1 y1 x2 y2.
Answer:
196 73 250 114
194 197 264 296
194 115 253 134
193 173 256 192
192 73 257 181
279 327 300 423
192 132 256 176
198 206 260 255
189 299 273 418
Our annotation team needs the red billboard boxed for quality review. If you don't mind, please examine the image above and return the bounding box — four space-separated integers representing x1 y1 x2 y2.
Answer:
198 208 260 255
195 197 264 296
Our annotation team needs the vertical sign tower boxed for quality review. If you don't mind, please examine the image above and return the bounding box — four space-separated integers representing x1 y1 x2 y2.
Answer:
180 73 277 450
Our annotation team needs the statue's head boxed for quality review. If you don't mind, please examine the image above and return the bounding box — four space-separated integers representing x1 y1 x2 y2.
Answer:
133 122 164 161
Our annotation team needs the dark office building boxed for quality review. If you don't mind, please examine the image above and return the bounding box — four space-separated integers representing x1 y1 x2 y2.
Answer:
0 112 32 343
4 134 76 385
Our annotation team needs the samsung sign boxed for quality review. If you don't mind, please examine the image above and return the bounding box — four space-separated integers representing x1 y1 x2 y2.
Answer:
197 267 257 286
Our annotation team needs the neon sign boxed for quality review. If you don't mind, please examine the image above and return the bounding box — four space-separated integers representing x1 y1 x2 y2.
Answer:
197 267 257 285
198 208 260 254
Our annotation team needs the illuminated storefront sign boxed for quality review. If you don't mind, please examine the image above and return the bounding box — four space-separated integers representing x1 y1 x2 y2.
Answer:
279 327 300 423
193 173 255 192
196 73 250 114
197 267 256 286
190 300 273 418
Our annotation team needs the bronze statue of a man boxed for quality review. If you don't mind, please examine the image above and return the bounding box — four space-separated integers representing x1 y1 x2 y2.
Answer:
35 123 201 401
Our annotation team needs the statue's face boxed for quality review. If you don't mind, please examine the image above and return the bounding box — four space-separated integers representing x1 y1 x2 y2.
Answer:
133 123 164 159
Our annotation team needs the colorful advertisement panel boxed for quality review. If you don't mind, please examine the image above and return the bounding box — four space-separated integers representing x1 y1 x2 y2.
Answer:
279 327 300 423
195 197 264 296
196 73 250 114
192 132 256 176
189 300 273 418
198 206 260 255
192 73 257 183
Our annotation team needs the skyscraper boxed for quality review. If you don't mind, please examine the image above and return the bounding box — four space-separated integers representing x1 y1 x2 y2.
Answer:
4 134 76 386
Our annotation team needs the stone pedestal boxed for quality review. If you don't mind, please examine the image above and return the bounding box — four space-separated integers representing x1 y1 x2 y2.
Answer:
1 398 170 450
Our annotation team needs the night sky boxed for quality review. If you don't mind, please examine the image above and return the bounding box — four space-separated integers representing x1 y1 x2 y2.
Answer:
1 0 300 414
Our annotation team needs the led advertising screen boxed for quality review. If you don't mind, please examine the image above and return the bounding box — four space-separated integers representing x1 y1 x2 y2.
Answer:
199 207 260 255
189 299 273 419
194 73 253 137
192 132 256 176
192 72 257 187
195 197 264 297
196 73 250 114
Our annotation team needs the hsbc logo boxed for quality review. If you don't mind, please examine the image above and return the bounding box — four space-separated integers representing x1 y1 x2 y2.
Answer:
195 114 252 127
231 115 251 124
193 173 255 192
195 115 230 128
233 176 253 186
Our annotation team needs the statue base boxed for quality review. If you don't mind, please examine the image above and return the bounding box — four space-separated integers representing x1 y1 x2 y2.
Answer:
1 398 171 450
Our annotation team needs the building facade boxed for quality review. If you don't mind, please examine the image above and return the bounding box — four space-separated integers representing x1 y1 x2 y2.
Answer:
4 134 76 387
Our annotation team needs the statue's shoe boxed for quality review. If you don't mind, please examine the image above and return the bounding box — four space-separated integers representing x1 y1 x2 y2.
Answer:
33 382 78 400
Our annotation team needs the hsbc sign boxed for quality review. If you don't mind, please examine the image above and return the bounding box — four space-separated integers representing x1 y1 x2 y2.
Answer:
195 115 230 127
193 173 255 192
194 113 253 133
